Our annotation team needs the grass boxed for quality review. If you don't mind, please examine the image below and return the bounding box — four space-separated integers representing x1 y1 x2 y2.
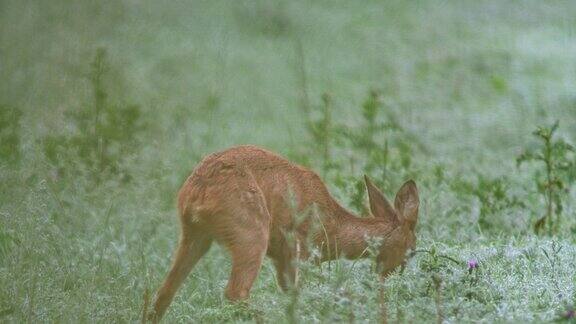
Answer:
1 0 576 322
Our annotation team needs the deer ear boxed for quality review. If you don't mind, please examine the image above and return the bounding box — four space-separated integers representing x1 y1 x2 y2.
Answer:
364 175 397 222
394 180 419 230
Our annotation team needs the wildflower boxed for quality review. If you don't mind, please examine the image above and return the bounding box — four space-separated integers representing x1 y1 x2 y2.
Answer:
565 309 575 319
467 259 478 273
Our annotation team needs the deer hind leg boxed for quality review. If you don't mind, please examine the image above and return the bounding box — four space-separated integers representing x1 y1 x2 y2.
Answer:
212 180 271 301
223 232 268 301
150 226 212 323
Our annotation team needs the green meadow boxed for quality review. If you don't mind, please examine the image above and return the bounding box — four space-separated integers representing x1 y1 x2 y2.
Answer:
1 0 576 322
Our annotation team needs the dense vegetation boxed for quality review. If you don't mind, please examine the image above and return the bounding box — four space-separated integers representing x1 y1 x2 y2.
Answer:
1 0 575 322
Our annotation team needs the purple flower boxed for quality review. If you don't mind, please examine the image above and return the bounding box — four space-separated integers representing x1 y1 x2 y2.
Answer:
565 309 575 319
467 259 478 272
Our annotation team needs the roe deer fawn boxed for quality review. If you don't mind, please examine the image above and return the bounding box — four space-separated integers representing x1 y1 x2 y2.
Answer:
149 145 419 322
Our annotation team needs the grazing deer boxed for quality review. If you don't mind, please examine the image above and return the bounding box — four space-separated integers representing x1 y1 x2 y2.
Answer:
149 145 419 322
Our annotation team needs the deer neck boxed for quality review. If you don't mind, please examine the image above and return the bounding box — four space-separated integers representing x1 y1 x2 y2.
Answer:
318 204 392 261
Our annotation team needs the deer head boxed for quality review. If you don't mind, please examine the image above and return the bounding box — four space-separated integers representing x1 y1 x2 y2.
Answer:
364 175 420 277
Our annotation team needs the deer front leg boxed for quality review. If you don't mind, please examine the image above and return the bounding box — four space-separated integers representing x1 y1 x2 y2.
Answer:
273 258 298 292
273 236 305 292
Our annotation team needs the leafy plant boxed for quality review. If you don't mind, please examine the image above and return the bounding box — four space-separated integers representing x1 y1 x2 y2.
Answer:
43 48 144 181
302 90 424 216
451 176 525 231
0 219 20 258
0 105 22 165
308 93 334 178
517 121 576 235
340 90 409 175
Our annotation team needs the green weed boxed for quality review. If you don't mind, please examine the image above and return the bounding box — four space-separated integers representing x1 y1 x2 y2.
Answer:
0 105 22 165
517 121 576 235
42 49 145 182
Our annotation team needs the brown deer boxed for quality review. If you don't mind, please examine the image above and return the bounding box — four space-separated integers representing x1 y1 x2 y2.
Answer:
149 145 419 322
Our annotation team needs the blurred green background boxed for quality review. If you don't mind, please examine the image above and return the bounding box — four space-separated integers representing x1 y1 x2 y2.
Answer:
1 0 576 322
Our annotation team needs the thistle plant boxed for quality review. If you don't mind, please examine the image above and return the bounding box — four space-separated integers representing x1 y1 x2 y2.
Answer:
341 90 405 175
0 105 22 165
517 121 576 235
450 176 525 231
43 48 144 182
